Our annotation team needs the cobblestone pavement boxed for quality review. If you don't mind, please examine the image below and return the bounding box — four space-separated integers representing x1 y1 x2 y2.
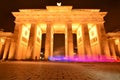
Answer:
0 61 120 80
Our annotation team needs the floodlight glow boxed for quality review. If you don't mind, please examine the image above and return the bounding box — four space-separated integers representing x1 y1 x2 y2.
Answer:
115 39 119 45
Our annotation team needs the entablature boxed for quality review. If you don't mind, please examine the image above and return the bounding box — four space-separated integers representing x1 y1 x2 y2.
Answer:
12 11 106 18
12 6 107 24
14 17 104 24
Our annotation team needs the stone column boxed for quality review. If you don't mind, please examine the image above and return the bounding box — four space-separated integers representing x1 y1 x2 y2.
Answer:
14 23 30 60
21 44 27 60
37 27 42 60
50 27 54 57
117 39 120 57
26 24 35 60
0 39 5 59
0 42 2 58
2 38 11 60
65 27 68 58
0 43 2 59
96 23 111 59
33 25 42 60
8 40 16 60
14 23 23 60
76 26 82 59
108 39 117 59
77 24 92 60
65 23 74 58
31 24 37 60
11 23 19 60
27 24 42 60
45 23 53 60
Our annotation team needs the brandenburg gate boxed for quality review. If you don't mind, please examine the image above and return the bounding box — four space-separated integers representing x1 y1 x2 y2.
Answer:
3 6 112 61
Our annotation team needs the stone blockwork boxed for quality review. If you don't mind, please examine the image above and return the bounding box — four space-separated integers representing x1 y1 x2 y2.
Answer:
0 6 119 61
0 62 120 80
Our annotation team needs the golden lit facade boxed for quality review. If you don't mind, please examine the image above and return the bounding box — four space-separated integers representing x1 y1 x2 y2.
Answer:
0 6 119 61
107 32 120 59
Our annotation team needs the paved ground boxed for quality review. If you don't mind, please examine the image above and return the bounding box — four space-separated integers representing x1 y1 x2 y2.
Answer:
0 61 120 80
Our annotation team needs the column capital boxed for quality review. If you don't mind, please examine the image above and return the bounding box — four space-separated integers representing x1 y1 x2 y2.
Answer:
95 22 105 25
15 21 31 25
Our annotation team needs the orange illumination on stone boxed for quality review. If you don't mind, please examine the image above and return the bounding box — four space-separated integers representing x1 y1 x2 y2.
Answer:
0 38 5 43
0 6 118 62
88 24 97 41
115 39 119 45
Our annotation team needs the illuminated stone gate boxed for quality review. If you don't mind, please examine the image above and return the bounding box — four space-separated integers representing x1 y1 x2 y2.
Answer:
0 6 114 61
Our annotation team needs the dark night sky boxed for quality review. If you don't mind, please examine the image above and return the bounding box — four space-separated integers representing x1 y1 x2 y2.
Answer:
0 0 120 33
